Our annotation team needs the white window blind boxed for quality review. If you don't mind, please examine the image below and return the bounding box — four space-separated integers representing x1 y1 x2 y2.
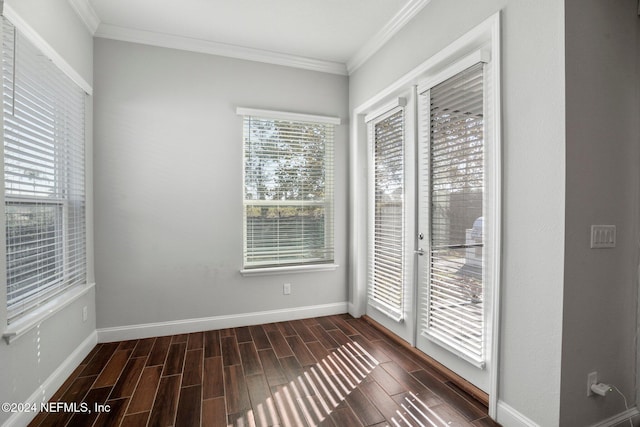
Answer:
3 18 86 324
421 63 485 364
242 113 334 268
368 107 405 321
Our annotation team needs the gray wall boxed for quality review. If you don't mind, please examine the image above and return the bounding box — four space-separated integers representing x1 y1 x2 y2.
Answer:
93 39 349 329
561 1 640 425
349 0 567 425
0 0 95 425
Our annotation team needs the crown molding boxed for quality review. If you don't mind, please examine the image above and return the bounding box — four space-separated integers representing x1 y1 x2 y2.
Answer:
347 0 432 74
95 24 348 76
67 0 100 35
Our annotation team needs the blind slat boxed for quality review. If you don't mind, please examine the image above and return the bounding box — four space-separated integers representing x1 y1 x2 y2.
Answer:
243 115 334 268
368 108 405 320
3 18 87 324
421 63 485 364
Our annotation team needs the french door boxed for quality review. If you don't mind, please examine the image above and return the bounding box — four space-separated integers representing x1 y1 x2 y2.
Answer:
366 55 495 393
365 95 416 344
415 62 491 392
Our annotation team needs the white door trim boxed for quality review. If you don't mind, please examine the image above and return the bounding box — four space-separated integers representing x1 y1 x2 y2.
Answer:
348 11 502 418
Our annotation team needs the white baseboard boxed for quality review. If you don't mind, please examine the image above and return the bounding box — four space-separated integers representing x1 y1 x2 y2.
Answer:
590 407 640 427
496 400 540 427
2 331 97 427
97 302 348 343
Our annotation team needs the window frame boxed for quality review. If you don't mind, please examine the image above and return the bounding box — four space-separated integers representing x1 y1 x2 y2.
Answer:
1 15 89 336
237 107 340 272
418 60 488 368
366 99 408 322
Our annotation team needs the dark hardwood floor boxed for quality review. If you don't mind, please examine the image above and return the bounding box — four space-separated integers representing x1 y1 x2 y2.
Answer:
28 315 499 427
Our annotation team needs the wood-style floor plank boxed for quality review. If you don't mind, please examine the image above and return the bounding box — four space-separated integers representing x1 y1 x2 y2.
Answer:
286 335 317 367
235 326 253 343
290 320 317 343
203 356 224 399
204 330 221 358
174 385 202 427
250 325 272 350
93 397 129 427
28 315 493 427
182 348 204 387
224 364 251 414
127 365 162 414
202 397 226 426
221 335 242 366
120 411 150 427
162 342 187 376
148 375 181 426
78 342 118 377
131 337 155 358
146 336 172 367
258 348 288 387
245 374 281 426
239 342 263 376
110 356 146 398
187 332 204 350
267 329 294 358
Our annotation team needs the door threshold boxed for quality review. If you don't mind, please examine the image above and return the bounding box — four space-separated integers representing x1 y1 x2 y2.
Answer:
362 314 489 408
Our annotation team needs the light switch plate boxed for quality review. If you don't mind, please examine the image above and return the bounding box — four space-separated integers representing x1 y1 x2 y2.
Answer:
590 225 616 249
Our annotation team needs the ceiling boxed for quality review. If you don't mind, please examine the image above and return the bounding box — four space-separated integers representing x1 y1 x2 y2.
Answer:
69 0 431 75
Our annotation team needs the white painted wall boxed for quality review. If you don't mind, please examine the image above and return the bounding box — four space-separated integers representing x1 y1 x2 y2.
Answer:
0 0 95 425
561 1 640 425
93 39 349 330
349 0 567 425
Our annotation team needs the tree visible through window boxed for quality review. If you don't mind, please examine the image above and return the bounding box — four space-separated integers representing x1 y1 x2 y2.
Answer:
241 112 335 268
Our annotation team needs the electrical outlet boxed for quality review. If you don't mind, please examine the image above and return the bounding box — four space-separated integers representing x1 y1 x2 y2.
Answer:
587 371 598 396
82 306 88 322
283 283 291 295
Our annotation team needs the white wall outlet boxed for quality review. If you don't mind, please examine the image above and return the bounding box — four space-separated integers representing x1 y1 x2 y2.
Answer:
590 225 616 248
82 306 88 322
283 283 291 295
587 371 598 396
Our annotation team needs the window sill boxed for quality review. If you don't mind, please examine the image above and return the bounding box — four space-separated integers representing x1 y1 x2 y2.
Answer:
3 283 95 345
240 264 339 277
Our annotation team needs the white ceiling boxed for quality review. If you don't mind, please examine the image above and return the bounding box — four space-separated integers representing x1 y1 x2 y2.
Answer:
70 0 431 75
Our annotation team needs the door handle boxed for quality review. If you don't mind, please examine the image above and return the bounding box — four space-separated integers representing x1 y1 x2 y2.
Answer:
414 248 424 256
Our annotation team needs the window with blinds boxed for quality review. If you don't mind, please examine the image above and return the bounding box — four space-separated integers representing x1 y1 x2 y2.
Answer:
3 18 87 324
242 113 335 268
422 63 485 364
368 108 405 320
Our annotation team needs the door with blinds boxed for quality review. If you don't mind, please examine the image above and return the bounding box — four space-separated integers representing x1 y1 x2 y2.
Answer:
365 98 416 344
415 62 493 392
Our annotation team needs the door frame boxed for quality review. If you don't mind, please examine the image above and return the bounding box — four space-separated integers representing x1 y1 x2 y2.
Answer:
348 12 502 417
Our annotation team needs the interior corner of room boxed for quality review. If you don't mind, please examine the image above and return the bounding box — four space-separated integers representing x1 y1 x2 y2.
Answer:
1 0 640 427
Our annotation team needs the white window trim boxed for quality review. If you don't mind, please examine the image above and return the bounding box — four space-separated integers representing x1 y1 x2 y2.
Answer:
238 107 339 270
366 102 407 322
3 3 92 95
236 107 340 125
418 60 488 369
3 282 95 344
2 16 89 330
240 263 339 277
